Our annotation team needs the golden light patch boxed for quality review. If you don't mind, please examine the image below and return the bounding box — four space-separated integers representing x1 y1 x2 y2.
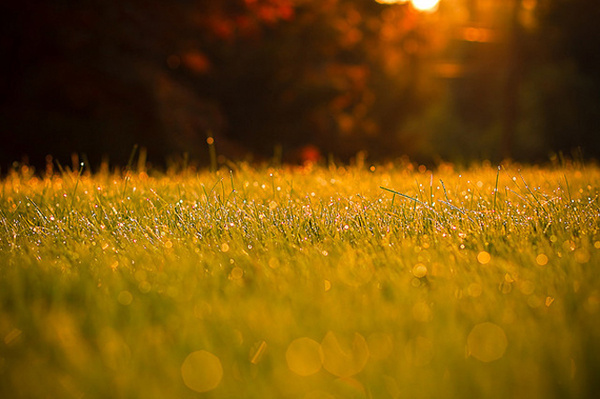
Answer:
562 240 576 252
412 263 428 278
333 377 367 397
518 280 535 296
412 301 432 322
366 333 394 360
574 249 591 264
477 251 491 265
286 337 323 376
101 333 132 371
585 293 600 314
230 266 244 280
499 280 512 294
181 350 223 393
467 322 508 362
268 258 280 269
467 283 482 298
536 254 548 266
117 291 133 306
138 281 151 293
320 332 369 377
404 336 434 366
337 256 374 287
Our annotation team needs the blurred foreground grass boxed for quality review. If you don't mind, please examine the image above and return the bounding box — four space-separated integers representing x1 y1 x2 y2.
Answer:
1 161 600 398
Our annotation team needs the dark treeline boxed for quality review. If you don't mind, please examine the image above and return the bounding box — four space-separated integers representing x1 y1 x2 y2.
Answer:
1 0 599 170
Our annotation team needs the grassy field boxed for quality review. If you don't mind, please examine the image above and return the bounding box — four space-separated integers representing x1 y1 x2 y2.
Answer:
1 160 599 398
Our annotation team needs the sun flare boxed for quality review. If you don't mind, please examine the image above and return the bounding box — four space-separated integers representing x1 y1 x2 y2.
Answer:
411 0 440 12
375 0 440 12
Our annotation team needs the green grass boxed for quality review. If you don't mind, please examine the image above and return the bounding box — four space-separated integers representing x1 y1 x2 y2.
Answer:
1 161 599 398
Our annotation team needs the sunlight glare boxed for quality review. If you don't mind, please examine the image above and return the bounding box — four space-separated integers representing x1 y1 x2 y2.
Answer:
411 0 440 12
375 0 441 13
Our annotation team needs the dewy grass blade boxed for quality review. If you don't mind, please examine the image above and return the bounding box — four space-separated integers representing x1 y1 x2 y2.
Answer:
493 165 500 213
380 186 424 205
1 163 599 399
518 169 548 215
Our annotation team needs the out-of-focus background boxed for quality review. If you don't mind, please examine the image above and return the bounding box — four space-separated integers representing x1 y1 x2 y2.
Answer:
1 0 599 169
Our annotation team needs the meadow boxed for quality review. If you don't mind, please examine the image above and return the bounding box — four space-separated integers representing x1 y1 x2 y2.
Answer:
1 160 599 398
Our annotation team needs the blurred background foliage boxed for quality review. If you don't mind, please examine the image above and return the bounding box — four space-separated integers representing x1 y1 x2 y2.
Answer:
1 0 599 169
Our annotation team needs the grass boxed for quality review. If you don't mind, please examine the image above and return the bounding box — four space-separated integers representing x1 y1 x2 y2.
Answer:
1 160 599 398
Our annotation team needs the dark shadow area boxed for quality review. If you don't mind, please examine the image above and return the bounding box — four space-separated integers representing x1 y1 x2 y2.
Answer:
1 0 599 171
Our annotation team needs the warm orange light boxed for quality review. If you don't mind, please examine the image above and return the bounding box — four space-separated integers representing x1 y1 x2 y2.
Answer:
411 0 440 12
522 0 537 11
460 27 497 43
375 0 409 4
375 0 439 13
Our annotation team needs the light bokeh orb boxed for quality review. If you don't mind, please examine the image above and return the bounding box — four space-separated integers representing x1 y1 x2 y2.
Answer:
467 322 508 362
286 337 323 376
320 332 370 377
181 350 223 393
